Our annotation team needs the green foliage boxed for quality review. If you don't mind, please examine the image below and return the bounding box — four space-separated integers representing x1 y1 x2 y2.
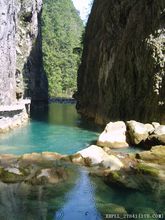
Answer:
42 0 84 97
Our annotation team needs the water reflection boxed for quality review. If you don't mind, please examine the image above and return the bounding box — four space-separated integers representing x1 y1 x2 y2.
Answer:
0 183 52 220
0 171 78 220
92 175 165 218
55 168 101 220
0 169 164 220
0 168 101 220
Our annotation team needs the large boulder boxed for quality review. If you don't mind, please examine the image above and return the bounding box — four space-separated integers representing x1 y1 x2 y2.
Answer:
97 121 129 148
126 120 154 145
147 134 165 146
153 125 165 135
78 145 123 170
146 125 165 146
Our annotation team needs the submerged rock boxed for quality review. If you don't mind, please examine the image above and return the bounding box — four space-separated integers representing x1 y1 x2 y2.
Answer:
128 207 157 220
33 167 69 185
98 202 127 218
104 145 165 193
97 121 129 149
0 152 76 185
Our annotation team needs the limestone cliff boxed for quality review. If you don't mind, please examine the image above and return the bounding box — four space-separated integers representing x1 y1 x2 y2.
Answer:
77 0 165 124
0 0 47 105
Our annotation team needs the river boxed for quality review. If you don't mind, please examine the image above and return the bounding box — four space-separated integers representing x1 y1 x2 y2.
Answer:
0 103 164 219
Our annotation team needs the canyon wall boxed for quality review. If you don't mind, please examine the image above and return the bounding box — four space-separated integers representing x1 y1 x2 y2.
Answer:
0 0 47 106
77 0 165 124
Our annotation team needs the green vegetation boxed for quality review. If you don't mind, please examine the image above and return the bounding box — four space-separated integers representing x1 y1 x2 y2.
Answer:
136 163 159 177
42 0 84 97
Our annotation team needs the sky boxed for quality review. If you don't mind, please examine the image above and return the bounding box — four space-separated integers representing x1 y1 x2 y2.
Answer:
72 0 93 22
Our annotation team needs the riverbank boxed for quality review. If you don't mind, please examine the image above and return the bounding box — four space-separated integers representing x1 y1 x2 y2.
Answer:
0 115 164 219
0 99 31 134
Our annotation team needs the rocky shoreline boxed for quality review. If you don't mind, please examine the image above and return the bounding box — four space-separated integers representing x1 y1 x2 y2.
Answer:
97 120 165 149
0 99 30 134
0 120 164 196
0 144 164 194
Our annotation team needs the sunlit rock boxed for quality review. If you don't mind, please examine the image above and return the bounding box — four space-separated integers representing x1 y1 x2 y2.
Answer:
78 145 123 170
127 120 153 145
21 152 43 163
42 152 63 161
153 125 165 135
152 122 160 129
69 153 84 165
4 168 22 175
78 145 109 165
101 155 124 170
97 121 129 149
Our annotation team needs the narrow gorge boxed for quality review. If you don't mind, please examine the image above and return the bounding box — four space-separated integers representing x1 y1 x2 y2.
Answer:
0 0 165 219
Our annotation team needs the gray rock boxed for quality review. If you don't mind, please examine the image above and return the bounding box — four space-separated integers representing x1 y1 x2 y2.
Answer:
0 0 47 105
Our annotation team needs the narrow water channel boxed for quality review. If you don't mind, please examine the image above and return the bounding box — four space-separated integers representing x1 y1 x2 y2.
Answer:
55 168 101 220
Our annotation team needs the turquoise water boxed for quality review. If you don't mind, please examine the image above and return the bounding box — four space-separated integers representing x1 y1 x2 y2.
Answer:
0 103 101 155
0 103 164 220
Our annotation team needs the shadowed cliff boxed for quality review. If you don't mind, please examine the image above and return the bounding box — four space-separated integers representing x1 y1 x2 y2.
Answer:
76 0 165 124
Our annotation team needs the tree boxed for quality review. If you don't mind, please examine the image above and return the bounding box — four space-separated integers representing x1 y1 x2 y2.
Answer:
42 0 84 98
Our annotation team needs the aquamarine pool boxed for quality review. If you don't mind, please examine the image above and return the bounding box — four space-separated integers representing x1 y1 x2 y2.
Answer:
0 103 101 155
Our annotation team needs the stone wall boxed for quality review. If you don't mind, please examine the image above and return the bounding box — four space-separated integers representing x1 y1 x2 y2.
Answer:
76 0 165 125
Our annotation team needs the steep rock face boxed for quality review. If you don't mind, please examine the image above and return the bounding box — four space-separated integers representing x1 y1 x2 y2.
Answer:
77 0 165 125
0 0 47 105
0 0 16 105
